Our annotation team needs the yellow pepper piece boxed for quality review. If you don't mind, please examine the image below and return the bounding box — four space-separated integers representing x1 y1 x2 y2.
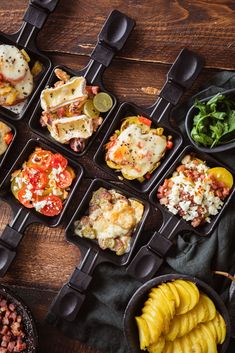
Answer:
21 49 30 62
207 167 233 189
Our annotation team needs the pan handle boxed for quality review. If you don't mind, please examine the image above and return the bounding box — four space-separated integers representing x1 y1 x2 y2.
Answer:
0 207 32 277
12 0 60 48
127 216 189 282
47 247 101 322
83 10 135 83
147 48 204 125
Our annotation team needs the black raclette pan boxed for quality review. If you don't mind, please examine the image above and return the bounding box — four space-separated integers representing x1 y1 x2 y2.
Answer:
126 145 235 282
0 0 60 121
94 48 204 193
0 138 83 277
29 10 136 157
46 178 151 322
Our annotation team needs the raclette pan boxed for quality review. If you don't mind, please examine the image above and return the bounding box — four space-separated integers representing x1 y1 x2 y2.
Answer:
94 48 204 193
0 117 17 169
29 10 136 156
0 138 83 277
126 145 235 282
46 178 150 322
0 0 60 121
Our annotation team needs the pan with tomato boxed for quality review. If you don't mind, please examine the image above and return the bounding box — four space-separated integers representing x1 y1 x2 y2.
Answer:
0 139 83 277
94 49 204 193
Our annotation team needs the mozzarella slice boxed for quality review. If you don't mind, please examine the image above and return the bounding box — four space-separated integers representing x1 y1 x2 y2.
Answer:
41 76 87 112
15 68 33 100
107 124 167 178
50 115 93 143
0 45 28 83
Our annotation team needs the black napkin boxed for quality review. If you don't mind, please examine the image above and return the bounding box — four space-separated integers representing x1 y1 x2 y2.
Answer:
54 72 235 353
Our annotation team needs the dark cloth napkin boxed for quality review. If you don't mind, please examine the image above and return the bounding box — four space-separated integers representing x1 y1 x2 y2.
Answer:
54 72 235 353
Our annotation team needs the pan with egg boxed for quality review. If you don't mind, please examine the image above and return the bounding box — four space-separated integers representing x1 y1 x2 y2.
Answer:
29 10 135 156
46 178 151 322
0 0 60 120
94 48 204 193
126 145 235 283
0 138 83 277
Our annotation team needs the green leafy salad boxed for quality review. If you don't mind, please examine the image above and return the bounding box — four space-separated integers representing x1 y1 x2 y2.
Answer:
191 93 235 148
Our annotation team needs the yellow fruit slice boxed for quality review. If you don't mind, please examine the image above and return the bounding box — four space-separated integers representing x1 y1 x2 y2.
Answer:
166 282 181 308
210 312 226 344
158 284 176 318
173 281 192 315
135 316 150 350
199 324 217 353
147 336 165 353
207 167 233 189
176 280 200 311
143 297 169 335
200 294 216 322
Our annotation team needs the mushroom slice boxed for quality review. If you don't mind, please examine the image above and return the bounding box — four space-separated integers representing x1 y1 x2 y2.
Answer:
41 76 88 112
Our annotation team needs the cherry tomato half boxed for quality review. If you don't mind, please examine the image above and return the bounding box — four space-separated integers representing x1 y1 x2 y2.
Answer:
138 116 152 127
23 167 48 189
56 169 73 189
18 188 35 208
39 196 63 217
4 132 13 145
28 149 53 171
50 153 68 171
166 140 174 149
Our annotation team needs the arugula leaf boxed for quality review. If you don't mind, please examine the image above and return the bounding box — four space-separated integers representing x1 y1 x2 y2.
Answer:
191 94 235 148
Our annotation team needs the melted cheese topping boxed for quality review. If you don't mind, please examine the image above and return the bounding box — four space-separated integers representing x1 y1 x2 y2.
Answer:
107 124 167 178
40 76 87 112
50 115 93 143
0 45 28 82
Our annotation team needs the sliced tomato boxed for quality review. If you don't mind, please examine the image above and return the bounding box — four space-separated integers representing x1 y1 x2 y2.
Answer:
166 140 173 149
138 116 152 127
4 132 13 145
28 149 53 171
18 188 35 208
56 169 73 188
23 167 48 189
39 196 63 216
50 153 68 171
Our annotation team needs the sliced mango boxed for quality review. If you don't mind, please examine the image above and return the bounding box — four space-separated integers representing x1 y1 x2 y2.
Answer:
135 316 150 350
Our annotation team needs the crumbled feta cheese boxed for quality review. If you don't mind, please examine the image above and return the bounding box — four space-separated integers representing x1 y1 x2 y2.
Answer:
34 200 48 211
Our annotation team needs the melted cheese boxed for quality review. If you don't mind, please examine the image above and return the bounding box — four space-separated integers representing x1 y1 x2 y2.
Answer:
15 68 33 99
50 115 93 143
107 124 167 178
40 76 87 112
0 45 28 83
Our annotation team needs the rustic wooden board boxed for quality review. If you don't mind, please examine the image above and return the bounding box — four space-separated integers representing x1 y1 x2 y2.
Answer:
0 0 235 69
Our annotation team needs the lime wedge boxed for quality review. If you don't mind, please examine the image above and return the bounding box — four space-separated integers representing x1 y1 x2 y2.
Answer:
83 99 100 118
93 92 113 113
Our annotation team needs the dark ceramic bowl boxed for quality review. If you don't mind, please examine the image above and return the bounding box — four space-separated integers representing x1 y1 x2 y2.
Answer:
124 274 230 353
0 285 38 352
185 88 235 153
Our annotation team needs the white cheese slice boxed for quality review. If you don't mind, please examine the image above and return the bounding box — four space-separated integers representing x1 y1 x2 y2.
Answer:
50 115 93 143
40 76 87 112
0 45 28 83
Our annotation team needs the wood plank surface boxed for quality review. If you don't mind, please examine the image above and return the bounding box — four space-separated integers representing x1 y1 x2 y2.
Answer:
0 0 235 69
0 0 234 352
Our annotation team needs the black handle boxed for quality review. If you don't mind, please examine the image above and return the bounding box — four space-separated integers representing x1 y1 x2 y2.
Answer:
126 232 173 282
47 247 100 321
127 215 190 282
147 48 204 124
30 0 59 13
0 207 31 277
12 0 59 48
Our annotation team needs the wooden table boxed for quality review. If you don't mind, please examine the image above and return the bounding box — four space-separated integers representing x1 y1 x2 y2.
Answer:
0 1 234 352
